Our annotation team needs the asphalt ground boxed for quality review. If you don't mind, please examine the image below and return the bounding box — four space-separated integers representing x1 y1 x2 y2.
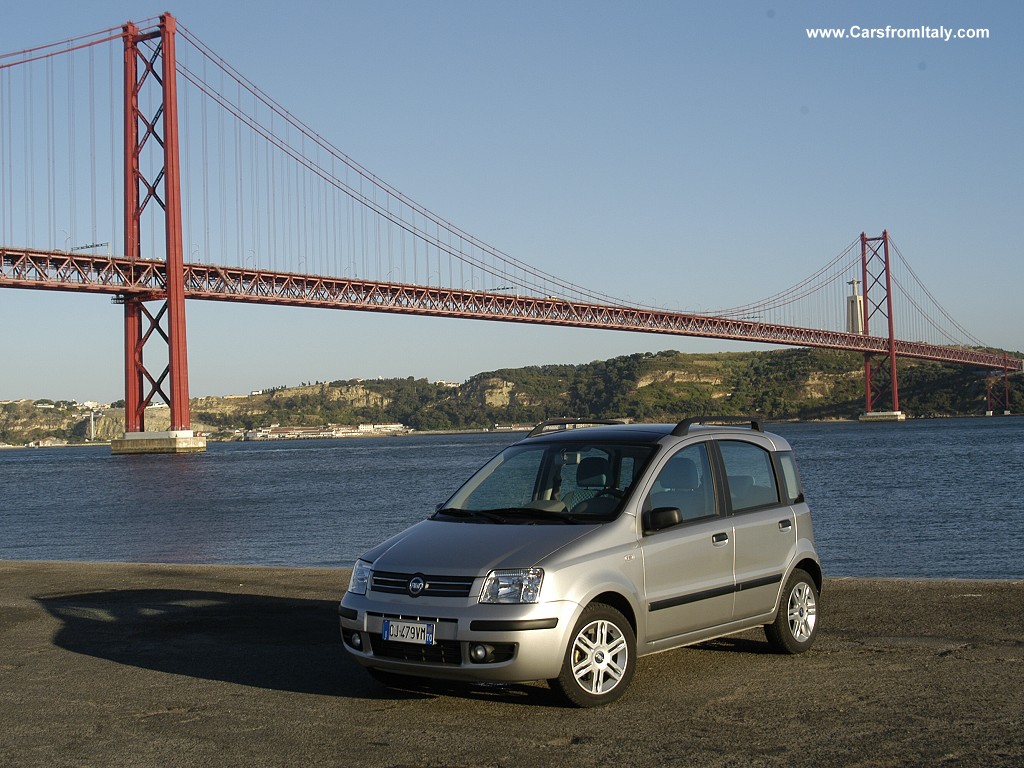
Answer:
1 560 1021 767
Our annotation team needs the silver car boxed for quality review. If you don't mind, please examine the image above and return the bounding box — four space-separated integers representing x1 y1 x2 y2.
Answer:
339 418 821 706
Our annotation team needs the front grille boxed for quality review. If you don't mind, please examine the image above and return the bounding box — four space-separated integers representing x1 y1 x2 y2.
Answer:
371 571 475 598
366 612 461 665
369 636 463 665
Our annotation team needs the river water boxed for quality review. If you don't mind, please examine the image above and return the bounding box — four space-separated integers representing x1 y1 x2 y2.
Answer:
1 418 1021 579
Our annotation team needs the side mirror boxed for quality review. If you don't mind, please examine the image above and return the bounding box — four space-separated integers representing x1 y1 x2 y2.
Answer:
643 506 682 533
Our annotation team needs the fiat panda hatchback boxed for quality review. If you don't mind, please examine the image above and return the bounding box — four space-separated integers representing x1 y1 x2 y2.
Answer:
339 418 821 707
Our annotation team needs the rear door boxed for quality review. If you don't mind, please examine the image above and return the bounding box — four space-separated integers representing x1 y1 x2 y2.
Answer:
717 438 797 621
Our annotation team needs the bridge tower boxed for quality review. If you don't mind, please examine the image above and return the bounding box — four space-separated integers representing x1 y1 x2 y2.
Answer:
986 362 1012 416
859 230 905 422
111 13 205 454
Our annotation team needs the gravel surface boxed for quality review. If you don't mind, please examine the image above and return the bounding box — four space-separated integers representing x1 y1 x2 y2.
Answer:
1 560 1021 767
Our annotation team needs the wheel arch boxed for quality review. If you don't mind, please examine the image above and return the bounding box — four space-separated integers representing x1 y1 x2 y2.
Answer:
769 556 823 619
588 590 638 638
794 557 823 593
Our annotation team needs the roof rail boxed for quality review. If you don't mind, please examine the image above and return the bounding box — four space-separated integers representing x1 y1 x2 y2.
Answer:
527 418 627 438
671 416 763 437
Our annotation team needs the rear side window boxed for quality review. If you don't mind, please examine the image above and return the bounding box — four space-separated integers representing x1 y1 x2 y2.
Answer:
777 451 803 504
719 440 779 511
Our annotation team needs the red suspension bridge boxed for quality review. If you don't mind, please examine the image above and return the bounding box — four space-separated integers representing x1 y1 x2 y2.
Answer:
1 15 1020 453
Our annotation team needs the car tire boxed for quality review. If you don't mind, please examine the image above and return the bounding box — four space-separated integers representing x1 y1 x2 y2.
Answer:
549 603 636 707
764 568 819 654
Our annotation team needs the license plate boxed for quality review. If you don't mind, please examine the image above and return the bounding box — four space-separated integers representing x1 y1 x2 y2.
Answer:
382 619 435 645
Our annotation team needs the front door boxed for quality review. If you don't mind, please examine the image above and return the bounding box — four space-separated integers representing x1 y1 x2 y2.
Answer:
640 442 735 644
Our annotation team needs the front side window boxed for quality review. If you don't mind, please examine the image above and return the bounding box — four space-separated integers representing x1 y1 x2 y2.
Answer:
719 440 780 512
438 441 656 524
645 442 717 521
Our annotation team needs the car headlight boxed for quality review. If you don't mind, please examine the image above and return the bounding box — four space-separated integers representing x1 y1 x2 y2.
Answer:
348 560 372 595
479 568 544 604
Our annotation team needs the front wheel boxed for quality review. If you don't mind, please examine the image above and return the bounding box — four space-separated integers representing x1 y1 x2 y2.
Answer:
764 568 819 654
549 603 636 707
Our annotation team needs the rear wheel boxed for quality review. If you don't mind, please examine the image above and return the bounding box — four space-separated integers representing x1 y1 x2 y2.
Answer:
765 568 819 654
549 603 635 707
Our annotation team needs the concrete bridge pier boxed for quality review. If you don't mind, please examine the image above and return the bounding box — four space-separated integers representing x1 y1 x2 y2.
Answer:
111 430 207 455
858 411 907 422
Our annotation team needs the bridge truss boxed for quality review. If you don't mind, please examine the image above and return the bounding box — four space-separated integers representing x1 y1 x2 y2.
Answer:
2 244 1019 373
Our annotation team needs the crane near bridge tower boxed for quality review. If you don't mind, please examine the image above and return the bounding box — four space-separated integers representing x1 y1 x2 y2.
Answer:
1 14 1020 454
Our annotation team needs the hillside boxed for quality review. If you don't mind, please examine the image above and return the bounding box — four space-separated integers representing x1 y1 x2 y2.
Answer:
3 348 1019 446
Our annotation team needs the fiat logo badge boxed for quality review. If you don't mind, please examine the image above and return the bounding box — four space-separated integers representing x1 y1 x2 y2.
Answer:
408 575 426 597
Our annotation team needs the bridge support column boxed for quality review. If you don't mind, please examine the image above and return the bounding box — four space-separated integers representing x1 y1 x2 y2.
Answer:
114 13 204 455
858 231 905 422
986 364 1012 416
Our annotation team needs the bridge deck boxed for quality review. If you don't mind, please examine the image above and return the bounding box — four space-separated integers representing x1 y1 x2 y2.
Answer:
2 246 1020 372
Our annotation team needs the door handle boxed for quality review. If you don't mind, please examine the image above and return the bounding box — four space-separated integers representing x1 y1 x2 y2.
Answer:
778 520 793 532
712 532 730 546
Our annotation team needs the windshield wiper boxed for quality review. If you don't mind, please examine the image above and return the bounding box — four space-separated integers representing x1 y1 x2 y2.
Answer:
431 508 509 523
475 507 575 524
433 506 580 524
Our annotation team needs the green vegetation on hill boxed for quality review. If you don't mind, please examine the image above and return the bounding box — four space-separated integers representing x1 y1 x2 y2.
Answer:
191 347 1020 435
3 348 1021 445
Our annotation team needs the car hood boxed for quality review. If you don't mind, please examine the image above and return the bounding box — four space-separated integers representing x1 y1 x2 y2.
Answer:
362 519 599 575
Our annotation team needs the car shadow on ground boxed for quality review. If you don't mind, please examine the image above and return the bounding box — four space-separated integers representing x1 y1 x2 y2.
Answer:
696 634 777 655
36 588 562 706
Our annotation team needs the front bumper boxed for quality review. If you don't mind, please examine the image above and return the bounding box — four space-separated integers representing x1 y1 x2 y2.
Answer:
339 591 581 683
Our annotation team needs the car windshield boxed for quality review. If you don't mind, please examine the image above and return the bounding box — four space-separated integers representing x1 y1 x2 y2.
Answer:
435 440 657 524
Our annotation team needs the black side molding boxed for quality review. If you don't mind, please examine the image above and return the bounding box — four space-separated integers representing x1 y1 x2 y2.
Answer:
650 584 734 612
649 573 783 612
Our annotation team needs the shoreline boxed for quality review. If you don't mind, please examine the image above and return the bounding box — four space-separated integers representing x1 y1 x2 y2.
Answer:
6 412 1022 450
2 559 1022 767
0 427 521 450
3 557 1022 583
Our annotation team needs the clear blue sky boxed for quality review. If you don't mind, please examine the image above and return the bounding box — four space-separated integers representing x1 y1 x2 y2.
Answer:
2 1 1021 403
